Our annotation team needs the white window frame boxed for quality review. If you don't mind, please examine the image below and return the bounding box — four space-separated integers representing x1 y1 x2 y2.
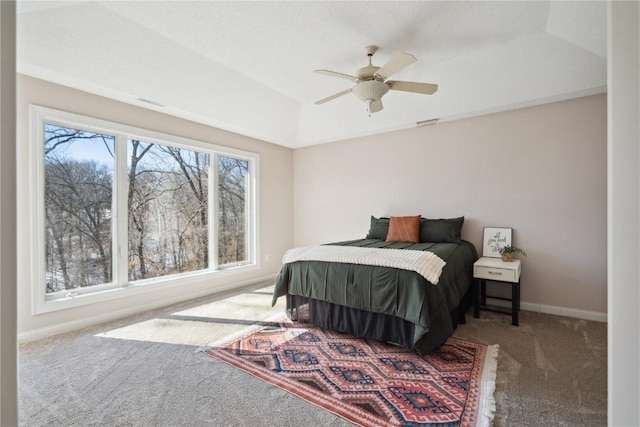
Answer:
30 105 260 315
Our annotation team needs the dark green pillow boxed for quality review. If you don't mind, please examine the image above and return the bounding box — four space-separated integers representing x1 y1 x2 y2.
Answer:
366 216 390 239
419 217 464 243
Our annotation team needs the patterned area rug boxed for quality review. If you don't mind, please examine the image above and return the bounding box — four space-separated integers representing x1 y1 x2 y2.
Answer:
203 319 498 427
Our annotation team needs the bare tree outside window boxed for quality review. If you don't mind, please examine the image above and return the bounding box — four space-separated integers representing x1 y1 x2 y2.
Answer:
218 156 248 265
127 140 209 281
44 124 114 293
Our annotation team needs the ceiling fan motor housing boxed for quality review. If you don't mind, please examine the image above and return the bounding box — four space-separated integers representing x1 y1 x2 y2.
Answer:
357 65 379 80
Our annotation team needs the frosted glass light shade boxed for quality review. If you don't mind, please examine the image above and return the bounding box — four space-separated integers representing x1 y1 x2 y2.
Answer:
352 80 389 102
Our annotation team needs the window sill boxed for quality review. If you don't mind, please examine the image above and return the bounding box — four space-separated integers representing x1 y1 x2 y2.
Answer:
33 263 260 315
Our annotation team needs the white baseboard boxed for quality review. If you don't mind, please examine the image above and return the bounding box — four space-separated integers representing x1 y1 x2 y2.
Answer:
18 274 278 343
484 297 607 322
20 279 607 343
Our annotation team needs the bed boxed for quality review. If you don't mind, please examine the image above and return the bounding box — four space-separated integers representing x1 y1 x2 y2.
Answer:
271 216 478 355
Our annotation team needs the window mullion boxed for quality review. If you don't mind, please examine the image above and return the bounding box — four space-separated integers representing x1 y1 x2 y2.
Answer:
115 135 129 286
210 153 219 270
246 161 254 265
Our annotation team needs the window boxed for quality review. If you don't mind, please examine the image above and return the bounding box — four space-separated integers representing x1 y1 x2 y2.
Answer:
32 106 258 313
44 124 115 293
218 156 249 266
127 140 210 281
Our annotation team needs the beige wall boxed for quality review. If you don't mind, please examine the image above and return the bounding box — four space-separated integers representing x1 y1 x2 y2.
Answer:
16 75 294 337
294 94 607 316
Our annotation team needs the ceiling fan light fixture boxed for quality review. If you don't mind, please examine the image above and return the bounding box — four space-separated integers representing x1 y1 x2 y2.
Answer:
314 46 438 115
352 80 389 103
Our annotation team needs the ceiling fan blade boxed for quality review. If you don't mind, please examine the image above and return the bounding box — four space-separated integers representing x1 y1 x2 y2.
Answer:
388 80 438 95
315 88 352 105
314 69 359 82
368 99 383 113
374 52 417 80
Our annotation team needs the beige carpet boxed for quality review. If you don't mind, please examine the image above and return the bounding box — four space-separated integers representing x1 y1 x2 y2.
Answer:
19 284 606 426
455 309 607 426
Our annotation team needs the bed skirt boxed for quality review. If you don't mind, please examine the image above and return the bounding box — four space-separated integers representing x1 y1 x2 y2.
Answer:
285 287 471 355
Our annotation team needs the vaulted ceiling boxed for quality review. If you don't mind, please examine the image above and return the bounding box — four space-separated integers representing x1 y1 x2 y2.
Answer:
17 1 606 148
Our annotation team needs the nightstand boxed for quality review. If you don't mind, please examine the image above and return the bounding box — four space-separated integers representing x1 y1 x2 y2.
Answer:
472 256 521 326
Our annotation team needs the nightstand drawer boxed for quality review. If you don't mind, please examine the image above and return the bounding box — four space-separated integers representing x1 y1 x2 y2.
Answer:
474 266 517 282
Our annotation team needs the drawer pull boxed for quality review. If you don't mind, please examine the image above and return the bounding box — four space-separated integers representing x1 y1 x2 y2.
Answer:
488 271 502 275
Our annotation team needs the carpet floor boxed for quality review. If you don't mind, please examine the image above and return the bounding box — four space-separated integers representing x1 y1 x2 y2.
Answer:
18 283 606 426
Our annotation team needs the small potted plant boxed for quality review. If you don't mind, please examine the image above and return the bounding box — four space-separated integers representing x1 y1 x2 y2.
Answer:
498 245 527 262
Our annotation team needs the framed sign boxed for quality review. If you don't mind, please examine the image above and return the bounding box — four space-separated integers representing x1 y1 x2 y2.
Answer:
482 227 512 258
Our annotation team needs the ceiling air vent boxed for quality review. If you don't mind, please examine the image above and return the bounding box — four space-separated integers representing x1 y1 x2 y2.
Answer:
416 118 439 127
136 98 166 107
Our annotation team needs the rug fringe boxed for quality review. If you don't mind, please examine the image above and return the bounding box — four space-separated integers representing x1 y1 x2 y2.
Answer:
195 311 288 353
476 344 499 427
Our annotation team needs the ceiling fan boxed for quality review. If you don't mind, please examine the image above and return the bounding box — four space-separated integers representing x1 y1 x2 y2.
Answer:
314 46 438 114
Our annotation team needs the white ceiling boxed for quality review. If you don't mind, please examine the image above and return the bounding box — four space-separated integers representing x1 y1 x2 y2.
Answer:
17 1 607 149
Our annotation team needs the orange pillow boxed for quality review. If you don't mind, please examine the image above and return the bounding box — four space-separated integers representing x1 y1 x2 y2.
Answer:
386 215 421 243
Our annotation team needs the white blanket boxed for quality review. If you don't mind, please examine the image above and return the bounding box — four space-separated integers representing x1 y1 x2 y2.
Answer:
282 245 446 285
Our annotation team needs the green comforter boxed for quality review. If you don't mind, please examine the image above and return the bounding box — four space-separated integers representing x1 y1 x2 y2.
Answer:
272 239 478 354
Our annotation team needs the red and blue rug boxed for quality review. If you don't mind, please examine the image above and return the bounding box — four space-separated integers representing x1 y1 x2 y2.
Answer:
204 319 498 426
